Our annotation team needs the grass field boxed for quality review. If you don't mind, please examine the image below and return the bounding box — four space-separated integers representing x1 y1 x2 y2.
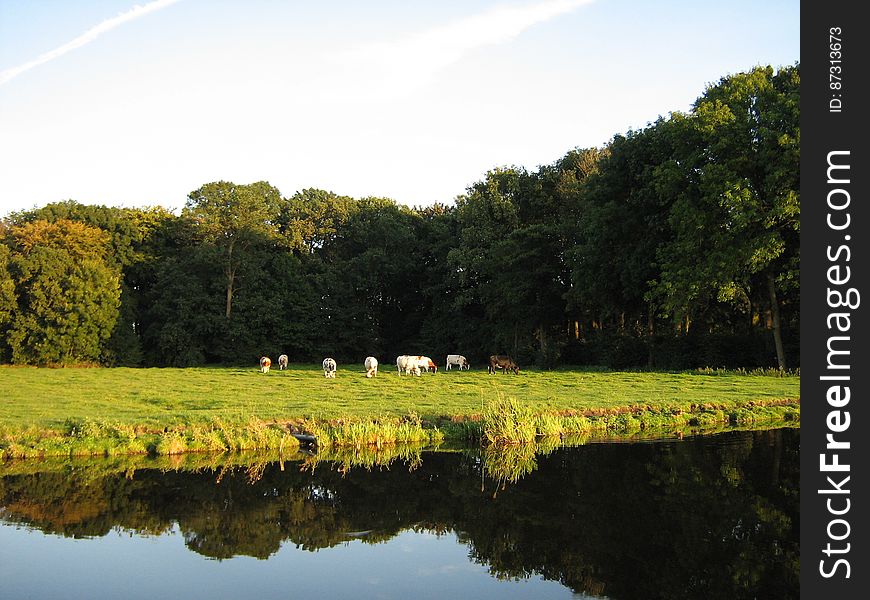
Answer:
0 364 800 457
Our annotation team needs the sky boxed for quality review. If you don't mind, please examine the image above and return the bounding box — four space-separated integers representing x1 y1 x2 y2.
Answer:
0 0 799 216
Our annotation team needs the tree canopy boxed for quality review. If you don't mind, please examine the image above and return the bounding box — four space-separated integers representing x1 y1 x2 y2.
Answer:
0 64 799 369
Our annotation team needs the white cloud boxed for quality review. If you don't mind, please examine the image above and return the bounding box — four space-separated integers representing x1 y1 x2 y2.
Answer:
326 0 594 99
0 0 184 87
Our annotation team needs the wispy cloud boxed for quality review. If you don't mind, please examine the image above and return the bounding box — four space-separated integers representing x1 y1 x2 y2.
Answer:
0 0 184 87
328 0 594 99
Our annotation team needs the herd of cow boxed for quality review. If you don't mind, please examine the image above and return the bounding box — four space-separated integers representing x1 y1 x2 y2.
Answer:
257 354 521 377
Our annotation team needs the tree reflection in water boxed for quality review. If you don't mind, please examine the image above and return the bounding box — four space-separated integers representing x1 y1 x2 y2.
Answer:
0 428 798 599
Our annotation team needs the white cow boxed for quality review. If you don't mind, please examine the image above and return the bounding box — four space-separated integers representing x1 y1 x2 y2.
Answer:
417 356 437 374
260 356 272 373
364 356 378 378
445 354 469 370
322 357 337 378
278 354 289 370
398 355 436 376
396 355 421 376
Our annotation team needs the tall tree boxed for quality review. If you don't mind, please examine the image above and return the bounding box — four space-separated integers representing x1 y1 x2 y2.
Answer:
5 201 178 365
184 181 282 319
451 164 588 366
311 197 422 359
5 219 121 365
655 65 800 369
277 188 356 254
568 126 687 366
450 168 525 357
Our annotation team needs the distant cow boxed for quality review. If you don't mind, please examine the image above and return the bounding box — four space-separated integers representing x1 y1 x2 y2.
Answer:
323 358 337 378
424 357 437 374
445 354 469 370
278 354 289 370
488 355 519 374
365 356 379 378
260 356 272 374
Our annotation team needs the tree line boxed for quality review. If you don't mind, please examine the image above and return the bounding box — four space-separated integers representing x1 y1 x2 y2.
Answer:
0 65 799 370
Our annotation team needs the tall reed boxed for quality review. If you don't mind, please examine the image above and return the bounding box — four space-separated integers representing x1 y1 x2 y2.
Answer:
481 396 537 445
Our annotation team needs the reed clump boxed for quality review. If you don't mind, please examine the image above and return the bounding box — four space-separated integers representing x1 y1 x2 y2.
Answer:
153 419 299 456
301 412 443 449
481 396 537 445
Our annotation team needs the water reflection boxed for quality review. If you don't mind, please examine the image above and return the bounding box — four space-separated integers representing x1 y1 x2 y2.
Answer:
0 429 798 599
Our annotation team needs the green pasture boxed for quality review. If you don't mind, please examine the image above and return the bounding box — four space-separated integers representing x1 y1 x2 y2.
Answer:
0 363 800 430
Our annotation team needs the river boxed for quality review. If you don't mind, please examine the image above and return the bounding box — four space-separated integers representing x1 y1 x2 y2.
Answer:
0 428 798 599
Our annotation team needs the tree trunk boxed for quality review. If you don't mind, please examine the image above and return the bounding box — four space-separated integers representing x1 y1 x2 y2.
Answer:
225 240 235 320
539 325 547 367
647 304 655 368
225 272 234 319
767 273 786 370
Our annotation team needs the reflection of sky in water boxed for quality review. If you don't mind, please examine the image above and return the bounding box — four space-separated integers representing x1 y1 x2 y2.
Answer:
0 525 585 600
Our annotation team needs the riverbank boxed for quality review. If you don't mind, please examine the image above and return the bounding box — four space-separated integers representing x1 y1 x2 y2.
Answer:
0 365 800 459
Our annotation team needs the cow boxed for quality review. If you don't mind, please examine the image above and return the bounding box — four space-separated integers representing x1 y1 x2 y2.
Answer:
322 357 337 378
278 354 289 370
396 355 420 376
424 357 437 374
364 356 379 378
396 355 425 376
445 354 469 371
259 356 272 374
488 355 519 374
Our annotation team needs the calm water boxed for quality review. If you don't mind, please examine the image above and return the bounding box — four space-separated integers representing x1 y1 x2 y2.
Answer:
0 428 798 599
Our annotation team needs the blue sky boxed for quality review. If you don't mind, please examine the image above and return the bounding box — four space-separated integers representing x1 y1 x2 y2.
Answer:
0 0 799 215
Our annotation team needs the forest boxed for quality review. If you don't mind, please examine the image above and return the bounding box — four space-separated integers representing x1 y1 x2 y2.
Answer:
0 65 799 370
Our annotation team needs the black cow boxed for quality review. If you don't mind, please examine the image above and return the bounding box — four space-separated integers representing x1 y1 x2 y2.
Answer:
488 355 519 374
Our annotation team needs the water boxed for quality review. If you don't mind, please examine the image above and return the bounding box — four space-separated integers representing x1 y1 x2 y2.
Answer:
0 428 798 599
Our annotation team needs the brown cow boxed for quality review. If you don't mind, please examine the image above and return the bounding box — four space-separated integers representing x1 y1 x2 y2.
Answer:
488 355 519 374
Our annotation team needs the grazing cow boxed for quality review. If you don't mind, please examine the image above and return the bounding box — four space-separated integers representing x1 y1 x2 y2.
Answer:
322 357 337 378
260 356 272 374
365 356 379 378
488 355 520 374
278 354 289 370
396 355 416 376
445 354 469 371
409 355 435 375
396 355 422 376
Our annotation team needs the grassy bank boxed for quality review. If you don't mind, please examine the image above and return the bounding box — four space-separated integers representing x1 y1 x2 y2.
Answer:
0 422 796 483
0 364 799 458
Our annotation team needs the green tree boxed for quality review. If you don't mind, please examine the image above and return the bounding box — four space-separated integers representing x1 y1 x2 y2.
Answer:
311 197 422 359
5 219 121 365
184 181 282 320
567 127 685 366
655 65 800 369
5 201 178 366
452 158 600 366
277 188 356 253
